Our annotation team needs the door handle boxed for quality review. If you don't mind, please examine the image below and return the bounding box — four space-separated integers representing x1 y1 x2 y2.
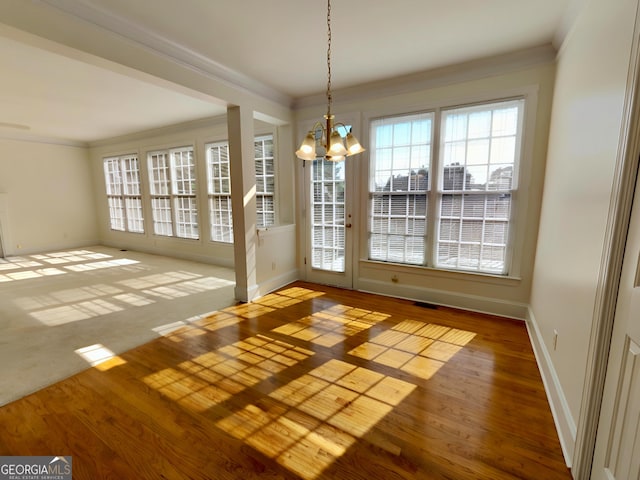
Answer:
345 223 352 228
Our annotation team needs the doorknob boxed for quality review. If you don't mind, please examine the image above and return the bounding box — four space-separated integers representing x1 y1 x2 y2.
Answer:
345 223 352 228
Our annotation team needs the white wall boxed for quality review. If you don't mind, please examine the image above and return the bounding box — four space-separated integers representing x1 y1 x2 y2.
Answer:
255 224 298 296
528 0 639 464
295 58 556 318
0 138 98 255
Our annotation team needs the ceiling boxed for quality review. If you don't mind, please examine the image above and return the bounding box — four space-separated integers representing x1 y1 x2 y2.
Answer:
0 0 584 145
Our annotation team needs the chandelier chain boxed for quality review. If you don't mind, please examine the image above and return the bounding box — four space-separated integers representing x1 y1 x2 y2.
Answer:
295 0 364 160
326 0 332 116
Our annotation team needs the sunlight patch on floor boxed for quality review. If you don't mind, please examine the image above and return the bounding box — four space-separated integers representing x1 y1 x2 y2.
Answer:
349 320 476 380
192 311 245 333
217 359 416 479
32 250 113 264
152 321 187 337
14 265 232 326
31 299 125 326
222 303 275 319
0 249 135 283
143 335 314 412
64 258 139 272
251 286 325 309
271 304 389 348
75 343 126 371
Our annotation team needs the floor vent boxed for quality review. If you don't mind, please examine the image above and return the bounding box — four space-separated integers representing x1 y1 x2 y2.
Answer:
414 301 438 309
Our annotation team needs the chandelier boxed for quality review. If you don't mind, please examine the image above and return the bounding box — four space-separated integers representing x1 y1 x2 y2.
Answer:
295 0 365 162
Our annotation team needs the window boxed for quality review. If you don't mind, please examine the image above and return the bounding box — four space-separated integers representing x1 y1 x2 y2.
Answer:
148 146 199 239
103 155 144 233
311 159 346 272
368 99 524 275
206 141 233 242
369 113 432 265
206 134 276 243
254 135 275 228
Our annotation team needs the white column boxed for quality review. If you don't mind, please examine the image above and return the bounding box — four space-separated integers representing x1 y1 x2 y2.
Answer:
227 105 258 302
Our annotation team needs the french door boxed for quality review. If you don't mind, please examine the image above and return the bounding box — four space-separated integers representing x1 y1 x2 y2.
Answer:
304 157 355 289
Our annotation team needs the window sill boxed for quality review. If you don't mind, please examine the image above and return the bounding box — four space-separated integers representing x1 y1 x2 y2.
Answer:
360 259 522 286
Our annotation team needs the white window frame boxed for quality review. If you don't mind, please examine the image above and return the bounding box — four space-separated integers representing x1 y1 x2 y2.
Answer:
206 141 233 243
369 112 433 266
103 154 144 233
147 146 199 240
254 134 276 229
310 157 347 272
205 134 276 243
436 100 524 274
367 97 526 276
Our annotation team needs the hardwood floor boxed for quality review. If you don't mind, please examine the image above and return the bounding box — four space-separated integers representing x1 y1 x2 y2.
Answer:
0 282 571 479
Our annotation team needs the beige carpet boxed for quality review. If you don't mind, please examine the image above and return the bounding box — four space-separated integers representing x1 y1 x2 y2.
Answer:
0 246 236 406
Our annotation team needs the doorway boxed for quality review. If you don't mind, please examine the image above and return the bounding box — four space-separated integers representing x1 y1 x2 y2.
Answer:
303 156 356 289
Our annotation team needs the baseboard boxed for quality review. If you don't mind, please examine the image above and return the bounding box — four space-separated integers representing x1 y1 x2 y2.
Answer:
100 240 234 268
357 278 528 319
5 240 101 257
526 306 576 467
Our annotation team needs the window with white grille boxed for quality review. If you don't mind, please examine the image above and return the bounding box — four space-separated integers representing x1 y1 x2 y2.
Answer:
311 159 346 272
206 141 233 242
206 134 276 243
255 135 275 228
103 155 144 233
437 100 522 273
148 146 199 240
369 112 432 265
368 99 524 275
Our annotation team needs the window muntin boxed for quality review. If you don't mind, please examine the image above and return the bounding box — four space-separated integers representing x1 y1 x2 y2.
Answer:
206 134 276 243
147 146 199 240
103 155 144 233
368 99 524 275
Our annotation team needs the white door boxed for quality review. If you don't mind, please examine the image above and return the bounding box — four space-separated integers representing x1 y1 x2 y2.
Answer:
303 157 355 289
591 168 640 479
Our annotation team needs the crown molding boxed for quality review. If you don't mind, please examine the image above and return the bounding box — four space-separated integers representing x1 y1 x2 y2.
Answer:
38 0 293 109
293 44 557 111
88 115 228 148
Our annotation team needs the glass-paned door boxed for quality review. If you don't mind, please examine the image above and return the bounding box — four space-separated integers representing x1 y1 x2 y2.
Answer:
305 157 354 288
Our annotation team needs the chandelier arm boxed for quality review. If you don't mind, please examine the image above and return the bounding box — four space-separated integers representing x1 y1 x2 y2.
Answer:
310 121 326 133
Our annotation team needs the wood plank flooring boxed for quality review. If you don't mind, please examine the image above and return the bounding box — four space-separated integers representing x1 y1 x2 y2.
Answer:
0 281 572 479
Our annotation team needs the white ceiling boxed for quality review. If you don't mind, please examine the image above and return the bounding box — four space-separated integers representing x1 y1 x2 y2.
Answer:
0 33 226 143
0 0 584 144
